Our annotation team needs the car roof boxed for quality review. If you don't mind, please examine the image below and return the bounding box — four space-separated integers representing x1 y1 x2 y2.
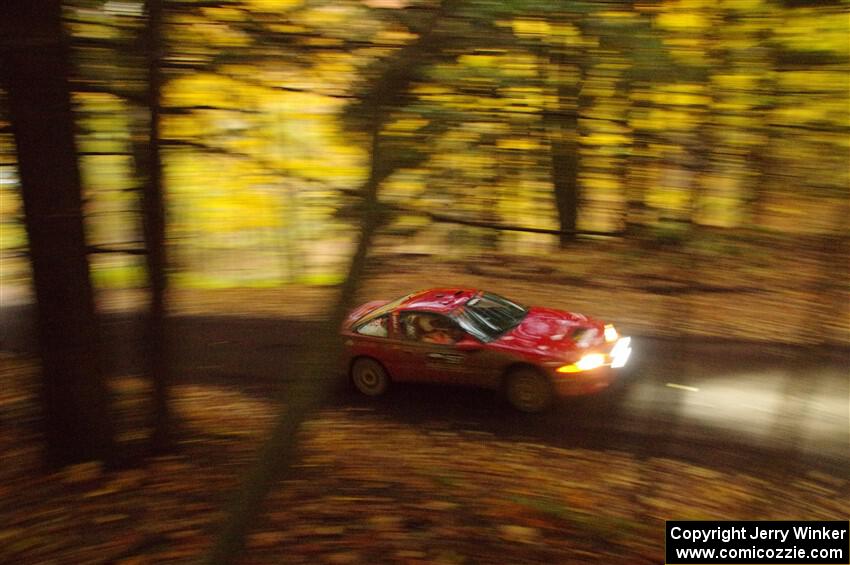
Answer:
399 288 479 314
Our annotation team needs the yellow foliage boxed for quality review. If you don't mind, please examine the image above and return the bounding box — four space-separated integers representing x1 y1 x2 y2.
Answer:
582 175 621 191
629 91 654 103
548 23 585 47
498 86 545 110
201 7 247 22
0 187 21 216
53 0 850 258
714 101 755 115
777 14 850 55
719 0 766 11
373 30 418 44
242 0 303 11
779 71 849 92
512 18 551 37
496 138 541 151
414 84 452 97
296 5 348 27
647 185 691 211
540 93 559 109
598 10 638 20
314 53 356 76
632 109 700 131
75 92 121 108
651 91 712 106
387 118 429 132
550 23 581 38
596 62 630 71
70 21 118 40
203 191 282 231
162 115 205 139
164 74 246 107
268 24 308 33
582 84 617 98
678 0 713 10
664 37 706 49
385 178 423 195
667 83 708 94
583 156 618 170
501 57 539 78
502 86 541 95
306 36 344 47
712 74 759 91
582 133 630 146
773 105 831 124
458 54 499 68
170 15 251 47
656 11 710 30
228 138 264 153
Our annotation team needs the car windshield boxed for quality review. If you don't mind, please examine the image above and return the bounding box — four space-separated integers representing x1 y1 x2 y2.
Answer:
452 292 527 342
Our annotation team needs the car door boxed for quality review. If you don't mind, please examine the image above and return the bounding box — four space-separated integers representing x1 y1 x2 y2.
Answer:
394 311 476 385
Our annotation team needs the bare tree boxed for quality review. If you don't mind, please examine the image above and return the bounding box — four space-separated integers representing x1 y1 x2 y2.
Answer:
139 0 172 452
205 3 460 561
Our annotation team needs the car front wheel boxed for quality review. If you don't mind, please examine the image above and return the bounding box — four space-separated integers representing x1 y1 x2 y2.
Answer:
505 368 553 413
351 357 390 397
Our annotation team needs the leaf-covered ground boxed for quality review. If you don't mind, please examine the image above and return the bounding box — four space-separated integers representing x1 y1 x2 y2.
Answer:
2 357 847 564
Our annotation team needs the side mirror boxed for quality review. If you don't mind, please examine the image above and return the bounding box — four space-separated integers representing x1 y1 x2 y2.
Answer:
456 338 482 352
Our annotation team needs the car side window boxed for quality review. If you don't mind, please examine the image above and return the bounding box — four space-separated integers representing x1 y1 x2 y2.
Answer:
399 312 420 341
356 315 388 338
399 312 464 345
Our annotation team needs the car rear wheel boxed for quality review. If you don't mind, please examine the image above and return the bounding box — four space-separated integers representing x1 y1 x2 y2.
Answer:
505 368 553 413
351 357 390 397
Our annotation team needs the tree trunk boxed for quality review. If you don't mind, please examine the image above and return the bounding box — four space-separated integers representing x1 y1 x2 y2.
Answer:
205 102 387 565
749 77 778 228
141 0 172 452
546 47 583 247
621 79 653 238
205 0 458 555
0 0 113 467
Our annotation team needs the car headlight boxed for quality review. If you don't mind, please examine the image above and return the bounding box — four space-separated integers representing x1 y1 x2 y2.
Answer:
604 324 619 343
557 353 606 373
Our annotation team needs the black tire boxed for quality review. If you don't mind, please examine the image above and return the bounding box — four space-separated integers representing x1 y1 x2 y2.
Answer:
504 368 553 413
351 357 390 397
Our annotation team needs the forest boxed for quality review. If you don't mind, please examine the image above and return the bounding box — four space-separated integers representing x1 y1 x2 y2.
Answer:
3 0 848 286
1 0 848 563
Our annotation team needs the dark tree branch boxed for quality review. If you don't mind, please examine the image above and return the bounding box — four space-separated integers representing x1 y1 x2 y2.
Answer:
338 187 623 239
87 245 148 255
425 210 623 238
206 3 461 562
162 104 261 114
72 82 146 104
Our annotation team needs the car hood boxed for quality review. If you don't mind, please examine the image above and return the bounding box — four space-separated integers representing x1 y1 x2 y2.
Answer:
494 306 603 356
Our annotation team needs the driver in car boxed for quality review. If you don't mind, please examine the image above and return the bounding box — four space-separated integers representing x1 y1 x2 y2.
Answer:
420 316 461 345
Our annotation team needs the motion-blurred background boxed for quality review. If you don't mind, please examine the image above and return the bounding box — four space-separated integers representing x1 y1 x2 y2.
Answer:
2 0 848 295
0 1 848 563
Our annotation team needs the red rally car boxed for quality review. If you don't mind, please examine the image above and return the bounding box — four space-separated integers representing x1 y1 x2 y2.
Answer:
342 288 632 412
